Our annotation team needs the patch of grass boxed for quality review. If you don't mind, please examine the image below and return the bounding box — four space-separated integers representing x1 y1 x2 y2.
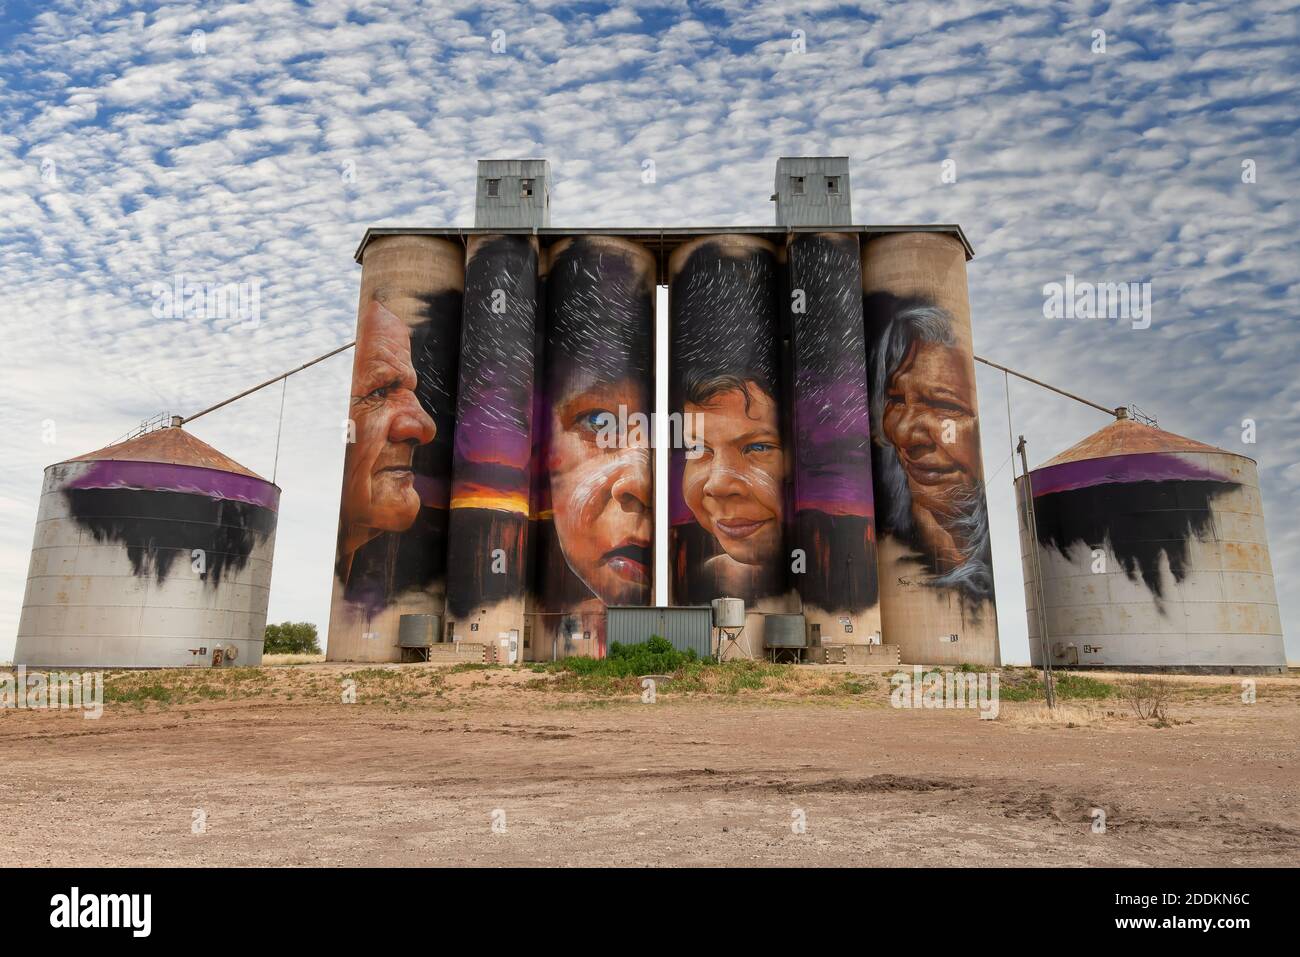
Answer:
262 653 326 666
342 668 403 681
997 668 1116 702
102 682 173 705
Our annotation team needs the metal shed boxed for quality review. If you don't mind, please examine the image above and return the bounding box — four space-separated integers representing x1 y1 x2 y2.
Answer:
607 606 713 658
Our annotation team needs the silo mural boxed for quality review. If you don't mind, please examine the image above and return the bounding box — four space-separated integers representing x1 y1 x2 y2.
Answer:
328 235 464 662
1019 418 1285 672
669 235 787 610
784 233 880 644
862 233 998 666
443 234 541 656
531 236 656 659
16 426 279 669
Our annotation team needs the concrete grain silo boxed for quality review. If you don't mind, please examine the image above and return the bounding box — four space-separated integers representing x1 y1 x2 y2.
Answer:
1017 414 1285 673
15 422 279 668
327 233 465 663
861 232 999 667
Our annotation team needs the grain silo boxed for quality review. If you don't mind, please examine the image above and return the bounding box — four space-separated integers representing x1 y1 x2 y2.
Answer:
326 233 464 663
15 421 279 668
1017 414 1285 673
861 232 999 667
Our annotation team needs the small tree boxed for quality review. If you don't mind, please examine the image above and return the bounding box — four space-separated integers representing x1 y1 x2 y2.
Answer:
1120 676 1170 723
263 621 321 655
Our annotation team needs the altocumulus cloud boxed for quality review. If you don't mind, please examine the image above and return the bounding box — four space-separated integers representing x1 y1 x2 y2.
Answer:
0 0 1296 662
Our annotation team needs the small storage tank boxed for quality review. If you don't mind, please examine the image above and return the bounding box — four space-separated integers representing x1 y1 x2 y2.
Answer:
398 614 438 648
711 597 746 628
1017 415 1285 673
764 614 808 648
15 422 279 668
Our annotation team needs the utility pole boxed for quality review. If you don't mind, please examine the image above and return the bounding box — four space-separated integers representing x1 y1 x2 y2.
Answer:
1016 435 1056 709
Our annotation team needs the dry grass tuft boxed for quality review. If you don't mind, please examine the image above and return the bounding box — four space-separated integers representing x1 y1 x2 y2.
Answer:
999 702 1110 728
262 653 327 666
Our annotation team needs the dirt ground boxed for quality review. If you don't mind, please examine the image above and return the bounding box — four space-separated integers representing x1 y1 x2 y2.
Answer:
1 663 1297 867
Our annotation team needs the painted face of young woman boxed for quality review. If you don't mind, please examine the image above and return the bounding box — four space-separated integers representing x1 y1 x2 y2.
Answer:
881 339 981 520
548 378 652 605
682 384 784 566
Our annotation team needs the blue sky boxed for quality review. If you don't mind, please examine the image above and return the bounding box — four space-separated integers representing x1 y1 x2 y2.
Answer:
1 0 1296 663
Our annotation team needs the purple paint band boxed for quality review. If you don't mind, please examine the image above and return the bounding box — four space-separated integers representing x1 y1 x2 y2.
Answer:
452 425 532 473
414 474 450 508
1031 452 1227 498
64 460 280 511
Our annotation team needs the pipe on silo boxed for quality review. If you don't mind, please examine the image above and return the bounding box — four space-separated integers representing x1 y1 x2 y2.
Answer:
861 232 999 667
327 235 464 663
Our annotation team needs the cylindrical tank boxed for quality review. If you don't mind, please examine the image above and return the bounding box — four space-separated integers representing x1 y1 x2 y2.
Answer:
328 234 464 663
530 235 657 660
16 425 279 668
669 234 788 612
397 613 438 648
763 613 807 647
861 232 999 666
783 232 880 646
443 234 541 649
711 597 746 628
1018 416 1286 673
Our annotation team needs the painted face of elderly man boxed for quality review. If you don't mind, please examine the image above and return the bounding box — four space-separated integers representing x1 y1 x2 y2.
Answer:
337 299 436 579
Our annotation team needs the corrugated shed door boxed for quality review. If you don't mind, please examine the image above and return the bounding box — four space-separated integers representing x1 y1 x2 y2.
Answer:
607 607 713 658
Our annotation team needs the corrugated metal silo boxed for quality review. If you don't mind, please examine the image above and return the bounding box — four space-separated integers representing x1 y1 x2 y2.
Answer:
16 423 279 668
1017 416 1285 673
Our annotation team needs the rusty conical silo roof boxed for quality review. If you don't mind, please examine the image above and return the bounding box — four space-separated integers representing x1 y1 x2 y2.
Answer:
58 426 268 481
1038 418 1233 470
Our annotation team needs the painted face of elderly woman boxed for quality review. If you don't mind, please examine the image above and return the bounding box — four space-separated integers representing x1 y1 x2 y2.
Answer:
880 327 982 571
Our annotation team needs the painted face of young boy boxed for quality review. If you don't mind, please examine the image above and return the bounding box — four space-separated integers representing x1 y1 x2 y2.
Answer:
548 377 653 605
682 383 784 566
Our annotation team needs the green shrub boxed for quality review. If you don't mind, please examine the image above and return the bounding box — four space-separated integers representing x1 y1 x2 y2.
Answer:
263 621 321 655
551 636 702 679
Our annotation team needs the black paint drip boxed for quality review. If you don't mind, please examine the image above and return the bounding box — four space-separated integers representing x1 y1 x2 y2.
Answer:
64 487 275 587
1032 479 1238 601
